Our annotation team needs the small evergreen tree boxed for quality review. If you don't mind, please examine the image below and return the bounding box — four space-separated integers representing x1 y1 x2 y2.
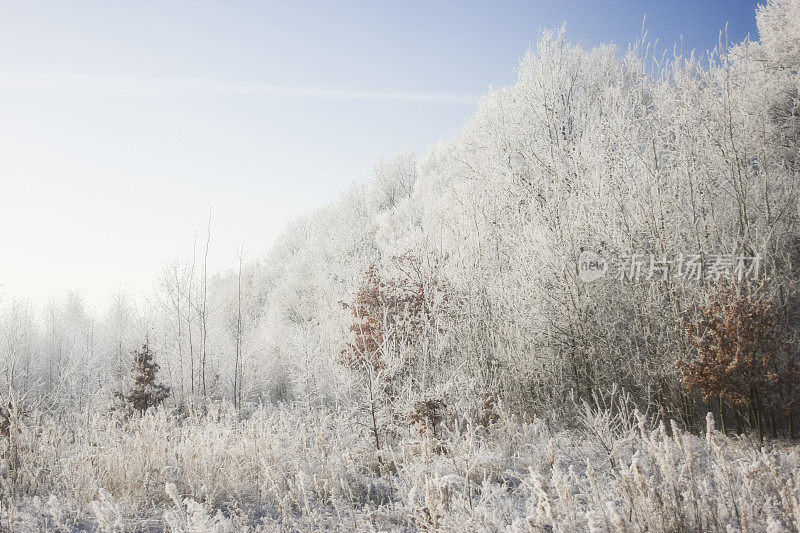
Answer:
114 340 170 415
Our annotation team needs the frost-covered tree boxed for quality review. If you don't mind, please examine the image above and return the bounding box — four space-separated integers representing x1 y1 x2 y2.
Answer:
114 340 170 415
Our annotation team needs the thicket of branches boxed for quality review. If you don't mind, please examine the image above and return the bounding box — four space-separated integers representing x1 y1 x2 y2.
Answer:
0 0 797 441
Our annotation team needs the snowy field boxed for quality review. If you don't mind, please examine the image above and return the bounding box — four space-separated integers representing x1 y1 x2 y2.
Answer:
1 401 799 531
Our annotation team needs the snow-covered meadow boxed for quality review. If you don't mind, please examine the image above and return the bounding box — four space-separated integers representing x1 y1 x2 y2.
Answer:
2 399 799 531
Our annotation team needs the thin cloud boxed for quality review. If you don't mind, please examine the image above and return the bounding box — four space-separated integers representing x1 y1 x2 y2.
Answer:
0 73 480 104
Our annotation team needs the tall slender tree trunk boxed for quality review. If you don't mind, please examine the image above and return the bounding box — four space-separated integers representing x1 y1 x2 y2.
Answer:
233 245 244 409
201 207 211 398
188 235 197 396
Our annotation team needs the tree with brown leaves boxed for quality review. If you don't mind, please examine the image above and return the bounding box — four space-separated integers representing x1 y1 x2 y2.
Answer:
340 252 451 454
679 282 796 440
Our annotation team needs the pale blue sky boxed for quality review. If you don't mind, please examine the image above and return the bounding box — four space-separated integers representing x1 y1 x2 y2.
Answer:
0 0 760 311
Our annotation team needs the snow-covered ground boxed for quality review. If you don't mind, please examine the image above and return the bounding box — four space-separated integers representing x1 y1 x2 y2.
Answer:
1 400 798 531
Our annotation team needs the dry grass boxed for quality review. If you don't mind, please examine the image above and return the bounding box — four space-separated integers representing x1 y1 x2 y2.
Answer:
0 400 797 532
